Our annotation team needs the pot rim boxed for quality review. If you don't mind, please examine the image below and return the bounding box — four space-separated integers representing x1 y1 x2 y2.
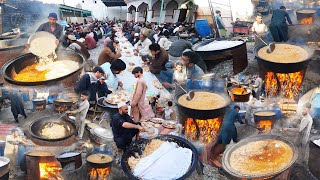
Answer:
1 51 85 86
222 134 298 179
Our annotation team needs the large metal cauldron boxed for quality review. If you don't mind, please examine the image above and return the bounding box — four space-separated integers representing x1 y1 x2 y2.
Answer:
29 116 77 142
222 134 298 179
192 39 248 74
0 38 27 68
254 43 314 73
121 135 199 180
1 50 84 86
174 90 231 119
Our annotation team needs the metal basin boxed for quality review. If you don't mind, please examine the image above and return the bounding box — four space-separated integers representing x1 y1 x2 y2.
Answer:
29 116 77 142
121 135 199 180
222 134 298 179
1 50 84 86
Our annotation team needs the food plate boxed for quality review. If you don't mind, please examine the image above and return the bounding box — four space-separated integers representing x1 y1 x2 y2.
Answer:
142 65 150 72
68 116 76 120
140 128 159 139
151 118 164 124
162 121 177 129
105 93 129 105
152 80 163 89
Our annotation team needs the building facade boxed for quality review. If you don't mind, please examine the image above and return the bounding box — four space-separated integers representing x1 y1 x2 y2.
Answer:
124 0 197 24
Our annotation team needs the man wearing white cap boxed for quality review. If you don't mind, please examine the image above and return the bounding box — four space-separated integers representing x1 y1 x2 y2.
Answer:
110 102 145 151
67 35 90 59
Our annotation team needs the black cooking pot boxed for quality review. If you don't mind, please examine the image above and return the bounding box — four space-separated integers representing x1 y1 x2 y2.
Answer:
229 87 251 102
29 116 77 142
192 38 246 53
54 99 74 106
254 111 276 121
309 136 320 178
121 135 199 180
254 43 314 73
1 50 84 86
174 90 231 119
56 151 82 170
87 154 113 169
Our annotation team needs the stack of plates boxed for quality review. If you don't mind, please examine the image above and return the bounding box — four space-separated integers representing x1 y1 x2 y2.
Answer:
90 128 114 144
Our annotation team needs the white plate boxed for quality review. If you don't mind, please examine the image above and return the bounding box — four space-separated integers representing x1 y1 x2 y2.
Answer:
93 128 113 139
68 116 76 120
151 118 164 124
140 128 159 139
162 121 177 129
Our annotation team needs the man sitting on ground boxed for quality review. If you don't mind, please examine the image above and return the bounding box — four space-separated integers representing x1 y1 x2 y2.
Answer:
98 40 121 65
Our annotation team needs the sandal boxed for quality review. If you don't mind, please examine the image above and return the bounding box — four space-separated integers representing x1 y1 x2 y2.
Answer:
208 159 221 168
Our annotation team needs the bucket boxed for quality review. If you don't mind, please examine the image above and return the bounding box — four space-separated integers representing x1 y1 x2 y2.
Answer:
195 19 211 37
309 136 320 178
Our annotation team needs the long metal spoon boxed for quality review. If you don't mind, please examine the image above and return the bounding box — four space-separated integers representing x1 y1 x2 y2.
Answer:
253 33 275 53
174 82 195 101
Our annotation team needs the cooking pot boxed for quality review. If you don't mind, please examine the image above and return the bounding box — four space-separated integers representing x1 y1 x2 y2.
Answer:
0 38 27 68
0 157 10 175
87 153 113 169
222 134 297 179
56 151 82 170
1 50 84 86
254 111 276 121
254 43 314 73
121 135 199 180
230 87 251 102
29 116 77 141
174 90 231 119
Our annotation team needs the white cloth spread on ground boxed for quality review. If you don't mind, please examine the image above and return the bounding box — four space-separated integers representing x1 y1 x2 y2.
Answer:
133 141 192 180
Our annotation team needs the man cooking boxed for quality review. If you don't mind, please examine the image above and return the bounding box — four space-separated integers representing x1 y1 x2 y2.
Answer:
131 67 148 122
282 102 313 164
133 33 152 57
97 40 122 66
180 51 205 80
111 102 145 151
252 14 268 47
66 91 90 140
210 105 244 168
100 59 126 90
4 129 32 177
74 67 104 103
37 12 63 41
269 6 292 42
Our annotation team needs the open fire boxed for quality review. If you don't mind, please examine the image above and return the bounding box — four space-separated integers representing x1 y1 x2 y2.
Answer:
89 167 111 180
256 120 272 133
300 17 313 24
265 70 304 99
54 105 71 113
184 117 222 144
39 161 62 180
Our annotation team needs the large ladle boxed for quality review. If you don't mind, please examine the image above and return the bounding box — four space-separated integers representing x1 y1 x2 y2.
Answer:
253 33 275 53
174 82 195 101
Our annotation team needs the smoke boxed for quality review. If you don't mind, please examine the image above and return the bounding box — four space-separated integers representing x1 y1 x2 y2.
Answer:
2 0 59 33
230 0 255 21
